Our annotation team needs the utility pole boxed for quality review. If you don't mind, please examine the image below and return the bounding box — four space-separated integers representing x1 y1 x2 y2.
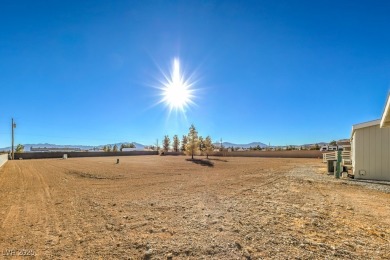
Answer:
11 118 16 160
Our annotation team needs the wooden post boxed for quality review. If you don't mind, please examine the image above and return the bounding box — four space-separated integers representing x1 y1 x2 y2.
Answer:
336 150 341 179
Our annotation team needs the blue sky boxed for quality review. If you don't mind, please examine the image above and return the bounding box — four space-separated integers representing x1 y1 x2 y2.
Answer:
1 0 389 147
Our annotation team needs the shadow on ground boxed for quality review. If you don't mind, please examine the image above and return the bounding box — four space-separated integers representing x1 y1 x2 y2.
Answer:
209 158 228 162
185 158 214 167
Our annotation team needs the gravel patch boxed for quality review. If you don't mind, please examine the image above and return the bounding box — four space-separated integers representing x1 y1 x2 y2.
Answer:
287 165 390 193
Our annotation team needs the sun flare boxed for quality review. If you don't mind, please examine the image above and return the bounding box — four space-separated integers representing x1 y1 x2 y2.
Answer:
158 58 196 113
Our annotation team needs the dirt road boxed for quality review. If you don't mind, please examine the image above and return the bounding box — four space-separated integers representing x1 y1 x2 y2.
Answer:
0 156 389 259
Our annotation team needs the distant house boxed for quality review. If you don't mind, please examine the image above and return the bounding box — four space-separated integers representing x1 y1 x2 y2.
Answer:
351 93 390 181
122 148 137 152
337 140 351 151
88 148 104 152
30 147 81 152
320 145 338 152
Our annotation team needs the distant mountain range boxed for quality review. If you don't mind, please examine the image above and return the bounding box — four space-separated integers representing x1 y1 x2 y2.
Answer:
0 142 145 152
0 140 343 152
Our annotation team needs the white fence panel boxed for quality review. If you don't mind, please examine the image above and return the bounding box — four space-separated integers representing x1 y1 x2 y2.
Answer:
0 154 8 168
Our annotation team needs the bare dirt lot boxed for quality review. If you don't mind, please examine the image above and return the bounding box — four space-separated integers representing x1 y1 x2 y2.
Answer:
0 156 389 259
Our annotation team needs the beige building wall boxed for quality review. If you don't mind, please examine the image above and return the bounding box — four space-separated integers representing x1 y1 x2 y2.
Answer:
352 124 390 181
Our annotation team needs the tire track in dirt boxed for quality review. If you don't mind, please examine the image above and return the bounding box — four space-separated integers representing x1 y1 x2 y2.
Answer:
27 161 64 256
1 162 26 229
0 161 35 252
0 160 87 257
32 160 92 258
39 159 133 258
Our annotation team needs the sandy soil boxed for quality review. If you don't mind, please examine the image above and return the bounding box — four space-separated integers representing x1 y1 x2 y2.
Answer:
0 156 389 259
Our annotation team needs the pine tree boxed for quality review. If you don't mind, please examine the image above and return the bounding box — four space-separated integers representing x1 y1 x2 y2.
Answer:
186 124 199 159
181 135 188 152
173 135 180 152
198 136 204 154
163 135 170 152
113 144 118 152
204 136 213 159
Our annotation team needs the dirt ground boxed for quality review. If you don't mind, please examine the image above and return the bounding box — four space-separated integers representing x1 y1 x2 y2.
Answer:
0 156 389 259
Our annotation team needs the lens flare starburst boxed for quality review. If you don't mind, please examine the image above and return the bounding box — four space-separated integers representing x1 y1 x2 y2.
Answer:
157 58 197 114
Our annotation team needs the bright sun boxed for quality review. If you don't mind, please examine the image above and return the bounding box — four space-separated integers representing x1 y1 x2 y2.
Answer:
159 58 196 112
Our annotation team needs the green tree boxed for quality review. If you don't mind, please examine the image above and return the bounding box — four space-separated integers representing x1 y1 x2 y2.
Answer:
107 145 112 152
329 140 337 146
204 136 214 159
163 135 170 152
315 143 320 150
103 145 108 152
181 135 188 152
186 124 199 159
113 144 118 152
15 144 24 153
172 135 180 152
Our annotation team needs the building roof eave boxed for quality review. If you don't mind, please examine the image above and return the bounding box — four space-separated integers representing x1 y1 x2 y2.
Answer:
351 119 381 138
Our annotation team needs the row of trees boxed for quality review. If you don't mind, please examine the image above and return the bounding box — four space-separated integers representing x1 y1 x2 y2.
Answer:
162 124 214 159
120 143 136 150
101 143 136 152
102 145 115 152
